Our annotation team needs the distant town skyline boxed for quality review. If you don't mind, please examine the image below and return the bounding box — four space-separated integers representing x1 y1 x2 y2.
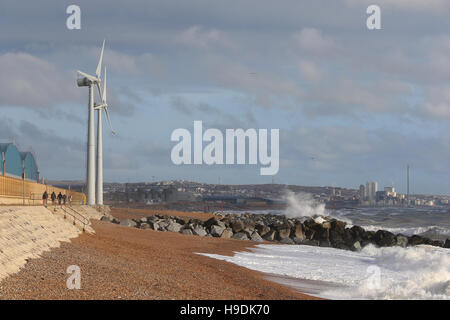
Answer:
1 1 450 195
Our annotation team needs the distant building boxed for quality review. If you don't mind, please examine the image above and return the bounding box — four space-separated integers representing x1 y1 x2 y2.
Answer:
359 184 365 200
384 186 396 197
365 181 378 201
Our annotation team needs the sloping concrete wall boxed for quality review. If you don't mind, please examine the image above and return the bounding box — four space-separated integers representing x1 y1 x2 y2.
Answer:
0 206 82 282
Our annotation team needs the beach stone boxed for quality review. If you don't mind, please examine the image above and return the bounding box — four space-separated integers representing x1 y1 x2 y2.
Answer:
232 232 249 241
444 239 450 248
120 219 137 228
263 229 277 241
193 226 207 237
395 235 408 247
220 228 233 239
250 231 264 242
181 228 193 236
210 225 226 237
167 222 182 233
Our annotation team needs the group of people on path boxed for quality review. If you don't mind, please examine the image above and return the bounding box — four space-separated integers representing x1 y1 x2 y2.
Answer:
42 191 72 207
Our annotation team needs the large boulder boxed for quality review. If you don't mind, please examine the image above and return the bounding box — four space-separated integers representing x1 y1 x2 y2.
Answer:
149 221 160 231
231 220 245 233
350 241 361 251
312 226 330 242
263 229 277 241
204 217 220 229
301 239 320 247
395 235 408 248
322 221 331 229
291 222 305 240
101 216 113 223
220 228 233 239
250 231 264 242
232 232 249 241
444 239 450 249
280 238 295 245
193 226 207 237
210 225 226 237
181 228 193 236
408 235 426 246
255 223 270 237
349 225 366 241
167 221 182 233
276 224 291 240
139 223 150 229
158 220 170 229
374 230 396 247
120 219 137 228
175 217 189 225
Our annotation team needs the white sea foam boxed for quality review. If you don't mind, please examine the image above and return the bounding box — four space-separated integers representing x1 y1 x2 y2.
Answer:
199 244 450 300
284 191 326 218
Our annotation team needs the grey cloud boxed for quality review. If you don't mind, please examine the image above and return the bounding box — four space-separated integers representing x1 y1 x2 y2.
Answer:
0 52 82 108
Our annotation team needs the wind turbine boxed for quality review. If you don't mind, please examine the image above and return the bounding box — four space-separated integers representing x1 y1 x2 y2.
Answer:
95 68 115 205
77 40 105 205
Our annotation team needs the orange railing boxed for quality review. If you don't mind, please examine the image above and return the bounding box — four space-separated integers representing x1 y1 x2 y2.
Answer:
0 175 85 205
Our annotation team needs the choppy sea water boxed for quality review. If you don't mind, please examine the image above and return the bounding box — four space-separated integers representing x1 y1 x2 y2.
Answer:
204 207 450 299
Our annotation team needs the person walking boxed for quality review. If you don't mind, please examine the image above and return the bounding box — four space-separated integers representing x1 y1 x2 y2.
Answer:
63 194 67 205
51 191 56 205
42 191 48 207
68 195 73 206
57 192 63 205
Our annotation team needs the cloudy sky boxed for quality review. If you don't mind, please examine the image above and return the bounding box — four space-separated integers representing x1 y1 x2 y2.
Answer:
1 0 450 194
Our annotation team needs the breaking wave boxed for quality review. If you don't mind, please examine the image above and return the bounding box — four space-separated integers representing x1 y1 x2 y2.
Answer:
200 244 450 300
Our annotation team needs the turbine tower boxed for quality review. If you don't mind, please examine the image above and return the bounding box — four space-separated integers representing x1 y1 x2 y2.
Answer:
95 68 115 205
77 40 105 205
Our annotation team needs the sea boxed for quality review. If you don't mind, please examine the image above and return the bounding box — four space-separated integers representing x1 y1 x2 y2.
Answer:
199 206 450 300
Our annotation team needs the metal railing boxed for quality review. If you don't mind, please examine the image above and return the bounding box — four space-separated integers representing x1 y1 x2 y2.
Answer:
57 205 89 232
0 174 85 205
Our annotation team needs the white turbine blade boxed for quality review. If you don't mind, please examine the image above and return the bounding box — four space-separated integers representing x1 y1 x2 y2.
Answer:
102 68 107 103
77 70 96 81
96 39 105 79
104 107 115 135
